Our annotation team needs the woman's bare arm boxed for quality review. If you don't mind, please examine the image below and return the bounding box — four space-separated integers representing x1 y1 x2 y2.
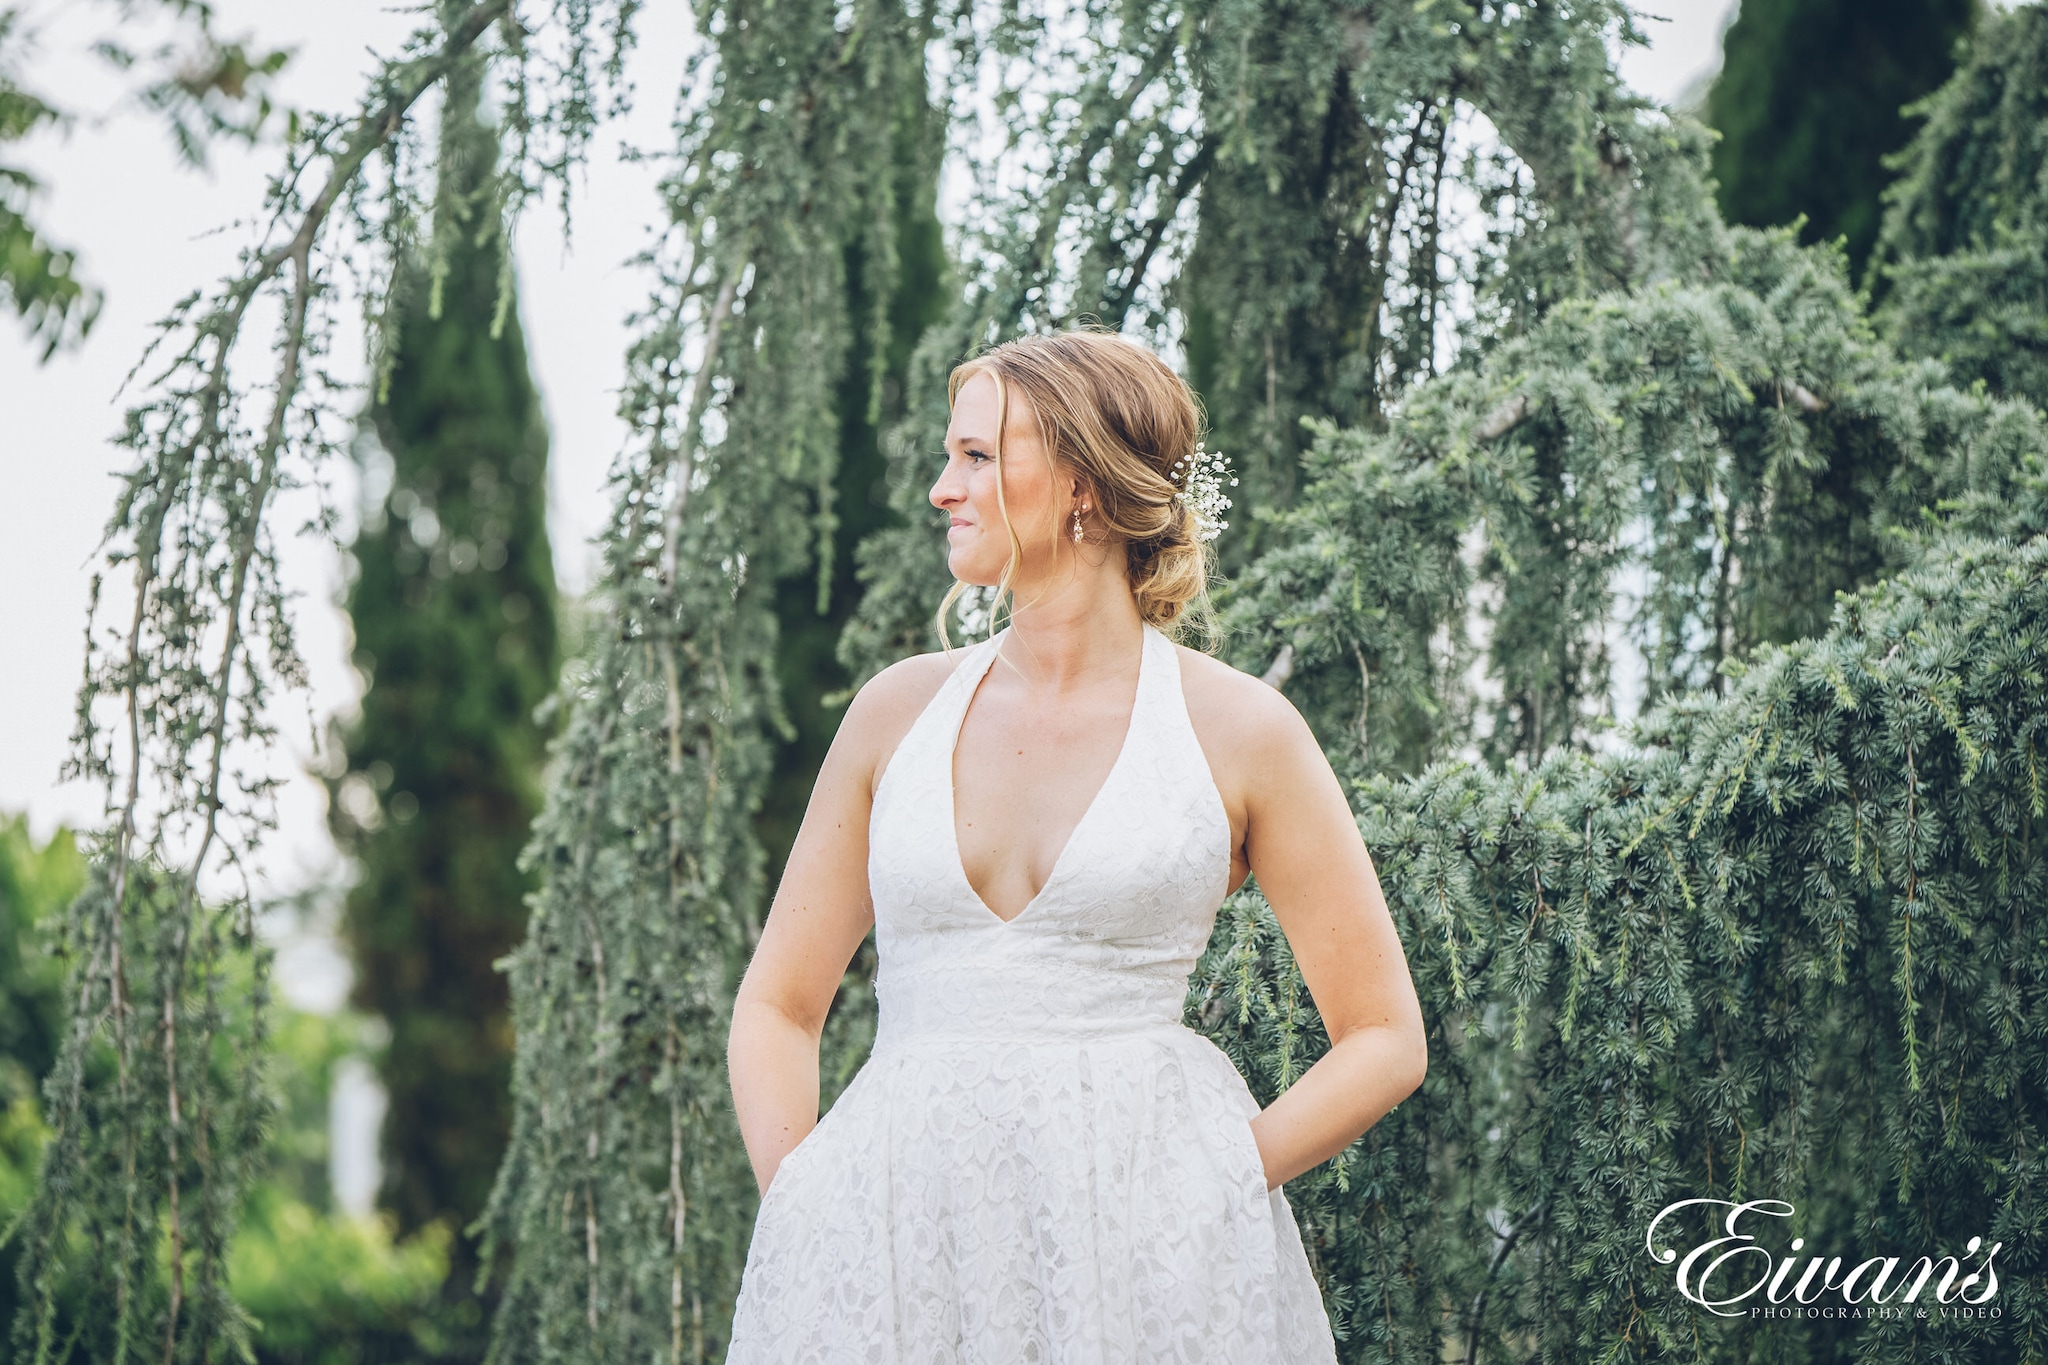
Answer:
726 655 950 1195
1204 671 1428 1190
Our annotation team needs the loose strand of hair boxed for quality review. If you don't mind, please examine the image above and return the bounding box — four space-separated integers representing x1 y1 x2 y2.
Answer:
986 366 1025 662
935 363 1024 657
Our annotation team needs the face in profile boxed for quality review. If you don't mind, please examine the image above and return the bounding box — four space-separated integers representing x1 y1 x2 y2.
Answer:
933 369 1076 589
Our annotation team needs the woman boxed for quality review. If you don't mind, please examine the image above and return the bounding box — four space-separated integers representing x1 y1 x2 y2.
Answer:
725 329 1428 1361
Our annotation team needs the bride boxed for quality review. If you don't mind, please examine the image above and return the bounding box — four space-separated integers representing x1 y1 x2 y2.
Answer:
724 328 1428 1361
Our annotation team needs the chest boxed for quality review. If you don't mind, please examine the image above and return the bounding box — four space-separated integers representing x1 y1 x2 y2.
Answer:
951 676 1138 898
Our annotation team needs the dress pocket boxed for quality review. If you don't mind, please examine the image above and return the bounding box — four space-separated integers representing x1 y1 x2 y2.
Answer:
760 1121 823 1207
1229 1106 1272 1201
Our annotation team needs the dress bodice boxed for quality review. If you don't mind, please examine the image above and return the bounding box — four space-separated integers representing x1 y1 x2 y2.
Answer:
731 622 1339 1363
867 621 1234 1049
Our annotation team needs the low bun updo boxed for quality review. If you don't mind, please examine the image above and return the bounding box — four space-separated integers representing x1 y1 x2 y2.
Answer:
940 327 1217 646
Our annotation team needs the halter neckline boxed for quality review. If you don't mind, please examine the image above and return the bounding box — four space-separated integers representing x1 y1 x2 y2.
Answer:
942 623 1158 927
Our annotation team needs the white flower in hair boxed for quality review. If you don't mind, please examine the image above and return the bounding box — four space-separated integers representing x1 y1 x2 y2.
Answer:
1167 440 1238 542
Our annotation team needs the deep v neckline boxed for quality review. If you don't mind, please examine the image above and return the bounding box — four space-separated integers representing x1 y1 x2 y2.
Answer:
946 624 1152 927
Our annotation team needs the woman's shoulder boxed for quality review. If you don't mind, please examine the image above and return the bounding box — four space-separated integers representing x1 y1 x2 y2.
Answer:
837 647 972 790
1171 640 1321 775
850 648 962 721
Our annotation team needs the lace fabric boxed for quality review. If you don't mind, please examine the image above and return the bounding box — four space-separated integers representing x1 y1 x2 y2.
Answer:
726 623 1338 1363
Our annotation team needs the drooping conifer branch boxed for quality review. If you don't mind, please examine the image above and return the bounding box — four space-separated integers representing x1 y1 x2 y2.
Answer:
481 4 938 1354
15 2 635 1357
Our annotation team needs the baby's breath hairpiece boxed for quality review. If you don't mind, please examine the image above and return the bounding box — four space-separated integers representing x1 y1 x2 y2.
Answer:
1167 440 1238 543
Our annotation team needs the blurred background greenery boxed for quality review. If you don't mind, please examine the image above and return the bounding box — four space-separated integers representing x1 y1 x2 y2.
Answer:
0 817 449 1361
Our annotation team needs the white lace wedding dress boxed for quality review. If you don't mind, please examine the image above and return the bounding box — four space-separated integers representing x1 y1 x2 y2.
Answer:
726 621 1338 1362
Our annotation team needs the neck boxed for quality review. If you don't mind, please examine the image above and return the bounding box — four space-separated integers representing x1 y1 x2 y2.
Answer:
992 555 1146 689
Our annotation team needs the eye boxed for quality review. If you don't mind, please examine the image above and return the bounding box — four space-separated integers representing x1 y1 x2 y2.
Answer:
963 447 994 464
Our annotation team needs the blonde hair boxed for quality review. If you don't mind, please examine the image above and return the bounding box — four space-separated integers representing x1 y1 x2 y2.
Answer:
936 327 1218 651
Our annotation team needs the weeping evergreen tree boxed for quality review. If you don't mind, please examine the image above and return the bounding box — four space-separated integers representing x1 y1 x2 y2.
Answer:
841 0 1722 674
0 3 288 358
1221 226 1980 781
1193 220 2048 1358
828 3 2048 1359
328 31 560 1350
480 0 2048 1358
477 2 940 1356
754 74 952 894
1201 509 2048 1362
1875 0 2048 412
1176 0 1719 539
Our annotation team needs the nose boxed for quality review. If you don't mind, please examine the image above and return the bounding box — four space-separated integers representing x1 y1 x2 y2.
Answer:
930 455 962 510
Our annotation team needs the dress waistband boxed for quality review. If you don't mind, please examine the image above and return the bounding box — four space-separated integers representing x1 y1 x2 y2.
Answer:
871 957 1191 1049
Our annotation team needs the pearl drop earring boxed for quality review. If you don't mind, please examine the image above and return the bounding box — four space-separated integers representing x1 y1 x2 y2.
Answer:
1071 502 1088 543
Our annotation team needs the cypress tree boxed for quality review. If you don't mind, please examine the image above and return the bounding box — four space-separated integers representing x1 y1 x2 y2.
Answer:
329 36 559 1345
1706 0 1977 282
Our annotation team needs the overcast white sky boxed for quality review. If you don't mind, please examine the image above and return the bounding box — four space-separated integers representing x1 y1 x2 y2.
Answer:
0 0 1741 906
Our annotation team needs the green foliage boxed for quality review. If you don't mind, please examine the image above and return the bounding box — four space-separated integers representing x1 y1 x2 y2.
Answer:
0 816 83 1340
480 0 2048 1356
17 2 637 1358
1220 225 2011 777
1873 0 2048 266
819 6 2048 1355
1707 0 1977 282
0 825 454 1362
1192 252 2048 1352
1876 2 2048 411
0 58 94 359
232 1187 453 1365
230 1004 455 1365
1 828 455 1364
0 1 290 358
479 2 939 1358
841 0 1725 670
328 27 561 1316
8 859 274 1363
755 66 952 897
1200 515 2048 1361
0 817 80 1092
1179 0 1720 535
23 0 2048 1358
